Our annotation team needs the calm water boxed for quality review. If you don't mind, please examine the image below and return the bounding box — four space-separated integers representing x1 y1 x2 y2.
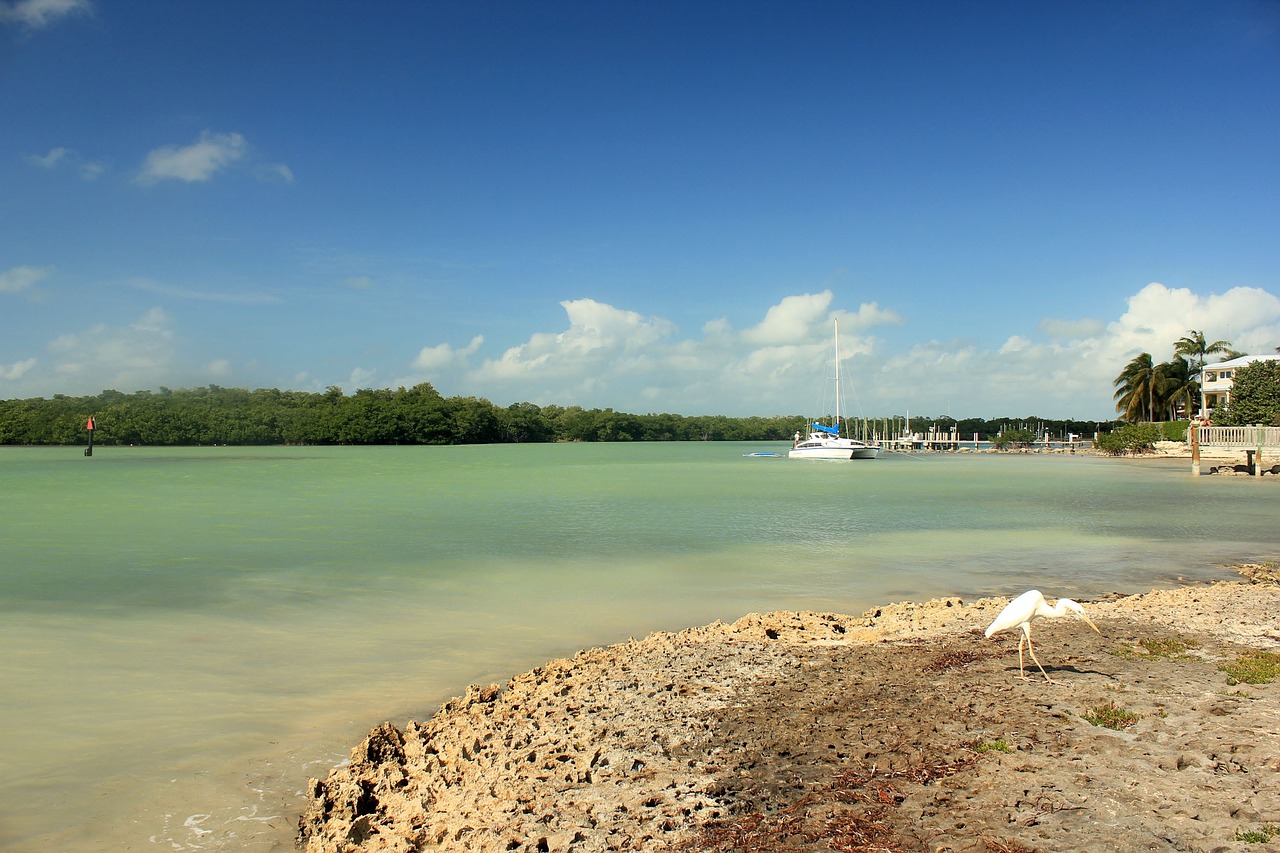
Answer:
2 444 1277 851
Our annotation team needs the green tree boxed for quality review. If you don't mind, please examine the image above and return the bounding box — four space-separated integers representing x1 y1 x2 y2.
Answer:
1155 358 1196 421
1095 423 1163 456
991 428 1036 449
1215 360 1280 426
1173 330 1232 417
1114 353 1157 422
1174 331 1232 380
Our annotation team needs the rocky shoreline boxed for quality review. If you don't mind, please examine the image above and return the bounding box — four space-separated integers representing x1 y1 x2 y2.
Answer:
299 568 1280 852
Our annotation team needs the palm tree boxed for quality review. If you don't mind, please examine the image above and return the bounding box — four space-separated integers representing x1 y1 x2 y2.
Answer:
1173 331 1232 417
1156 358 1196 420
1114 352 1156 422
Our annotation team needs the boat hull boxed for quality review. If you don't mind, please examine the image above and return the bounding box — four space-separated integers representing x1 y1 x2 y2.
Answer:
788 438 880 460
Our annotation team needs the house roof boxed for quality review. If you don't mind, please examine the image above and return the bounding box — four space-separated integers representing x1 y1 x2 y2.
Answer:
1203 353 1280 372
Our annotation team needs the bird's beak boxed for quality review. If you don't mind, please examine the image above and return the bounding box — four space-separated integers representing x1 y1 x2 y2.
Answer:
1083 614 1101 634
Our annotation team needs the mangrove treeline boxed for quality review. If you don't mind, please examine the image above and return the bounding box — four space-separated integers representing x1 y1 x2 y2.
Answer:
0 384 1117 446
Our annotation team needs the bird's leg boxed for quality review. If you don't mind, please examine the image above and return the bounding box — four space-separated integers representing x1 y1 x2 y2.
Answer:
1016 633 1032 681
1025 633 1058 684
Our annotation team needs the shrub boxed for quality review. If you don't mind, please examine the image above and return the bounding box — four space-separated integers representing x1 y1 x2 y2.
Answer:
991 428 1036 450
1095 423 1163 455
1214 360 1280 427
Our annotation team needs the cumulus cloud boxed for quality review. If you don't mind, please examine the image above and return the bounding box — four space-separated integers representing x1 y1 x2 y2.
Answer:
1 265 52 294
136 131 249 184
740 292 833 345
862 283 1280 419
999 335 1032 354
0 0 90 29
456 293 901 412
1101 283 1280 362
476 299 677 382
443 282 1279 418
412 335 483 371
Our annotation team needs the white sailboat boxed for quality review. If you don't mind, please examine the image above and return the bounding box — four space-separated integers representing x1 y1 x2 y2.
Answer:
789 319 880 461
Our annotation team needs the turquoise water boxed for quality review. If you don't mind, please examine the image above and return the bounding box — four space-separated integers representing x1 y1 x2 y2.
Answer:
1 444 1276 851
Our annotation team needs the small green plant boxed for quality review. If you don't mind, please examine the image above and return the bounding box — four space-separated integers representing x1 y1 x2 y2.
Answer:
1111 635 1198 660
974 738 1012 754
1140 636 1197 657
1220 650 1280 685
1082 700 1140 730
1235 824 1279 843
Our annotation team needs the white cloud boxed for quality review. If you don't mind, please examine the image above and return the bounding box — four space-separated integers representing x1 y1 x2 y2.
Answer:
259 163 295 183
458 293 900 413
1 265 52 294
137 131 249 185
32 308 177 393
27 147 68 168
741 292 833 345
411 335 483 371
26 147 107 179
1102 283 1280 362
475 299 677 382
0 0 90 29
999 335 1031 354
348 367 376 389
5 280 1275 419
859 282 1280 419
1 357 37 381
443 282 1280 418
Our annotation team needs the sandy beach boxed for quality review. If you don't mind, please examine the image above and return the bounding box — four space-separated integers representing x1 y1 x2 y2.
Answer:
299 566 1280 852
1112 441 1279 477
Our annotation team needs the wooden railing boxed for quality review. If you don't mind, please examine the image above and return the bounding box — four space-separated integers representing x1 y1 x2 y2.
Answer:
1195 425 1280 448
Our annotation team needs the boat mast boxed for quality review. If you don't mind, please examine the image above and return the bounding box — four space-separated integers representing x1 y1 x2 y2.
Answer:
834 318 842 439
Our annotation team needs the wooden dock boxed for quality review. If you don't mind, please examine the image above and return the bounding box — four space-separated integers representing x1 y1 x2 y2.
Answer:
1192 425 1280 475
880 427 1089 453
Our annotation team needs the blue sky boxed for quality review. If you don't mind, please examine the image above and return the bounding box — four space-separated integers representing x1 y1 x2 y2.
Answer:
3 0 1278 420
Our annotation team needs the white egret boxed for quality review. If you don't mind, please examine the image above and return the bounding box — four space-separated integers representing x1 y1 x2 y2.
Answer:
984 589 1101 683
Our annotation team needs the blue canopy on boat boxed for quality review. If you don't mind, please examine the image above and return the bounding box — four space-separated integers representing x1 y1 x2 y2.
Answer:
811 423 840 435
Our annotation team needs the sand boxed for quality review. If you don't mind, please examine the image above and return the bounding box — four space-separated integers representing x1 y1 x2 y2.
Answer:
298 566 1280 852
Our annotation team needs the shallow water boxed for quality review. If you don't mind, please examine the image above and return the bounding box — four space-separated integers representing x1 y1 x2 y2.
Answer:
1 444 1276 851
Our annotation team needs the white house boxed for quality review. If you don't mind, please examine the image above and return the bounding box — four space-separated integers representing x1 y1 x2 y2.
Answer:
1201 354 1280 414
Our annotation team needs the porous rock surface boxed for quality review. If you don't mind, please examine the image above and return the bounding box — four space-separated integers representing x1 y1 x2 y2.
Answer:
298 579 1280 852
